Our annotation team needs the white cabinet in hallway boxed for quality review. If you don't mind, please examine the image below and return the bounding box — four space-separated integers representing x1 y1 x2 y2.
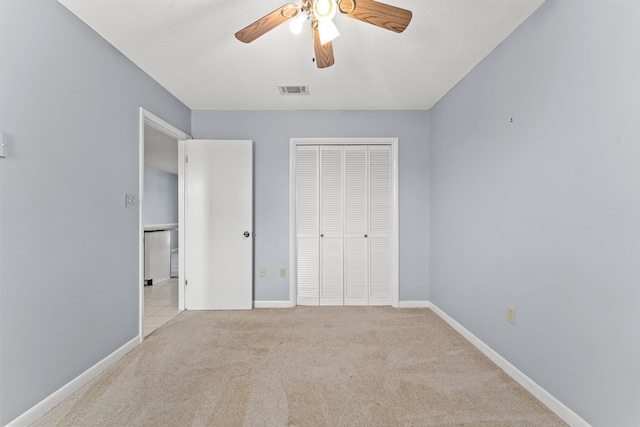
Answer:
144 230 171 285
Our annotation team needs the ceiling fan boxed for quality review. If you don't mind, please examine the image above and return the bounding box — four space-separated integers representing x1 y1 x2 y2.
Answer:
235 0 412 69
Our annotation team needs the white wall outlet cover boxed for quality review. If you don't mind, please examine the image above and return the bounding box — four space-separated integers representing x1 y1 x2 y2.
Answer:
507 306 516 324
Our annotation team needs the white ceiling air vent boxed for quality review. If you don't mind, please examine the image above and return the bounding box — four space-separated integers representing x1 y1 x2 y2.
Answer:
278 85 309 95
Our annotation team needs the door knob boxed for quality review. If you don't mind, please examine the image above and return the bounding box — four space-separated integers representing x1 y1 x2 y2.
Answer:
321 234 324 237
364 234 368 238
244 231 250 238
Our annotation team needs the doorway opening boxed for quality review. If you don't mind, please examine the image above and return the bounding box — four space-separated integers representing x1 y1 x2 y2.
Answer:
139 108 191 341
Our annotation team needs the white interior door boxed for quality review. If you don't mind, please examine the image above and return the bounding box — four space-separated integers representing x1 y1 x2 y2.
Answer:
185 139 253 310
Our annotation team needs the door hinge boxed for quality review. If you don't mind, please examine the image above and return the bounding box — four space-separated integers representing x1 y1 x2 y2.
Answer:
185 279 188 285
185 155 188 164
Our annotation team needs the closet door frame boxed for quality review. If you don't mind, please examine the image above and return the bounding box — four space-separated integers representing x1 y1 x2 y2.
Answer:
289 138 399 307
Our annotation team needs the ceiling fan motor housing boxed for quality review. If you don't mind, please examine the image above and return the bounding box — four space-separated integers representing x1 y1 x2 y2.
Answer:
313 0 337 21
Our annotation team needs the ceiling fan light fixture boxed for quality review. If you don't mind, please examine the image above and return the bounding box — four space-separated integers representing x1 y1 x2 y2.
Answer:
317 19 340 45
289 13 306 34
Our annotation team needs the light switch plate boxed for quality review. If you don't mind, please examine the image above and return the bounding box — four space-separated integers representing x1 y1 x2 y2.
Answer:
125 193 137 208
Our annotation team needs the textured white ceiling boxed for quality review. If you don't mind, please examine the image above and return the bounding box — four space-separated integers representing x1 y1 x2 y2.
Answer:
58 0 545 110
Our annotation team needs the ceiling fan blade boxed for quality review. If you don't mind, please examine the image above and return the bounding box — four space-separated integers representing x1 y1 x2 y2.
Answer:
339 0 412 33
235 4 298 43
312 21 335 69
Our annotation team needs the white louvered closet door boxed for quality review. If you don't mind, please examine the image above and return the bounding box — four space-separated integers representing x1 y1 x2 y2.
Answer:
319 146 344 306
344 146 369 305
368 146 392 305
296 146 320 306
295 144 393 306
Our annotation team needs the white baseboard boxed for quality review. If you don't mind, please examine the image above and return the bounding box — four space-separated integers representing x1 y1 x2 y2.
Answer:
398 300 430 308
253 300 295 308
427 302 590 427
253 301 432 309
7 336 140 427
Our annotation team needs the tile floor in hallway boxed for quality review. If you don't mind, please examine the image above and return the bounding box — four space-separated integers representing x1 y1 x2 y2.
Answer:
144 248 180 337
144 277 179 337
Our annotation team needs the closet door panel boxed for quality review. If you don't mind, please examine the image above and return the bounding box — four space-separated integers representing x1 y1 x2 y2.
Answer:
345 237 368 305
369 146 392 235
369 237 391 305
319 146 344 305
345 147 368 235
320 147 343 235
368 146 392 305
297 237 319 303
296 146 320 306
344 146 368 305
320 237 343 305
297 147 320 235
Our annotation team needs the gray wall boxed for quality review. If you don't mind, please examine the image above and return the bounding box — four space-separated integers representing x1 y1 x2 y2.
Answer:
143 166 179 226
191 110 430 302
0 1 190 424
429 1 640 425
144 166 179 249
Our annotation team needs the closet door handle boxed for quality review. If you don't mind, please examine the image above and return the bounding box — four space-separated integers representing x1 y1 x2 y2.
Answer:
364 234 368 238
321 234 324 237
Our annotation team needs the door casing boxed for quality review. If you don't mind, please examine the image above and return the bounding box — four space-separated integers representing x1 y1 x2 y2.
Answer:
289 138 399 308
138 108 191 342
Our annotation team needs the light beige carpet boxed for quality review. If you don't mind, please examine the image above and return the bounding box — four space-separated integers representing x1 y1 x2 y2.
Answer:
33 307 567 426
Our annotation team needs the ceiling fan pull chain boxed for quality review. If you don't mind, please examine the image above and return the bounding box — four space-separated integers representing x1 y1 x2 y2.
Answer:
337 0 356 15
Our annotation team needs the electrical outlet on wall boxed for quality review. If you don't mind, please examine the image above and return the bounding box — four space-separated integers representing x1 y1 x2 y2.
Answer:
280 268 286 277
0 131 6 158
507 306 516 324
259 267 266 277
